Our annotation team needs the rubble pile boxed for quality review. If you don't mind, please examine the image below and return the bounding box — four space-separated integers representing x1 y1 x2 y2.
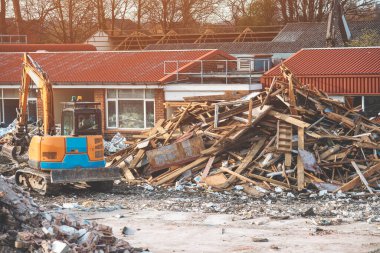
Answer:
0 176 144 253
108 66 380 194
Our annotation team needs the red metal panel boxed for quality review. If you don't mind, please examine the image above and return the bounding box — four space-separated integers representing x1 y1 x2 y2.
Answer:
262 47 380 95
0 50 233 84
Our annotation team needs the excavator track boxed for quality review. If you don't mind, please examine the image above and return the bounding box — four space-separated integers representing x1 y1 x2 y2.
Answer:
15 168 60 195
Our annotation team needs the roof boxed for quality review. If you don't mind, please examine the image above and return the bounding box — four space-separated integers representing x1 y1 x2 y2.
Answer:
262 47 380 77
0 50 235 84
145 20 380 55
0 44 97 52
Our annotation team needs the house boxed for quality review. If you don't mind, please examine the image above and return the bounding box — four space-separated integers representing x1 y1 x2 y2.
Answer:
0 49 261 136
260 47 380 118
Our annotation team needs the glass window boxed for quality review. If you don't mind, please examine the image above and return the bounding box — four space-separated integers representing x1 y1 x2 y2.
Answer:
146 101 155 128
106 89 156 129
118 89 144 99
118 100 144 128
146 90 155 99
3 89 19 98
62 111 74 136
77 113 99 130
107 101 116 128
107 89 117 98
27 100 37 123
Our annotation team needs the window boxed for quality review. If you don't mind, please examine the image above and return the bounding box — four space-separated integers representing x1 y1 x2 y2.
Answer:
106 89 155 129
0 88 37 126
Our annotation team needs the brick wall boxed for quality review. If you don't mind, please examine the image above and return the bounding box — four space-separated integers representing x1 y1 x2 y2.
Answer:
36 92 43 121
93 89 105 134
155 88 165 122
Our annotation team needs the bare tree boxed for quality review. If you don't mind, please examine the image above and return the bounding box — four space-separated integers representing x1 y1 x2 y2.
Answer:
146 0 179 33
0 0 6 33
179 0 218 27
47 0 98 43
102 0 133 34
12 0 23 34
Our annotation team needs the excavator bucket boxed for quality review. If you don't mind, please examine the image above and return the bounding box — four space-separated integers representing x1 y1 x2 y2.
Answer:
50 167 121 184
1 143 27 163
1 143 18 160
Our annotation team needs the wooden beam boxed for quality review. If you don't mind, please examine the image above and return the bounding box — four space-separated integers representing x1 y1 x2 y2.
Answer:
220 138 266 188
351 161 373 194
220 167 259 186
163 103 191 145
201 156 215 181
297 127 305 191
247 171 297 190
152 156 209 186
268 111 310 128
335 163 380 192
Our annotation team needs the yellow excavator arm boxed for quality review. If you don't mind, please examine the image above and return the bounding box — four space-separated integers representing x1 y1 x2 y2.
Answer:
18 53 55 135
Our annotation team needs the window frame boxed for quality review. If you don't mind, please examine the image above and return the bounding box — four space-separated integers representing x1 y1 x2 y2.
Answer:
0 88 38 124
106 89 155 130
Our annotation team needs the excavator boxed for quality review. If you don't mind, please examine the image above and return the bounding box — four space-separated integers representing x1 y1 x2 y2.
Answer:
1 53 120 195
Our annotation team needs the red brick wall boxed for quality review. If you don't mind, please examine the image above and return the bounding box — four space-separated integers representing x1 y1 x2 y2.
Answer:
155 88 165 122
36 92 43 121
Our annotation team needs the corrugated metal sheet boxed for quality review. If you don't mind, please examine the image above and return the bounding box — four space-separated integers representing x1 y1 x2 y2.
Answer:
0 50 234 84
0 44 97 52
261 47 380 95
261 76 380 95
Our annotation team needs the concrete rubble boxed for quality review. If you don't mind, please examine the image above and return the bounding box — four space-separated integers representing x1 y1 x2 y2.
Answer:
0 176 147 253
107 66 380 195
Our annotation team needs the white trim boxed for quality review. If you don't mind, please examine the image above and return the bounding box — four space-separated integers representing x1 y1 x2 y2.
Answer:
164 83 262 91
105 89 156 130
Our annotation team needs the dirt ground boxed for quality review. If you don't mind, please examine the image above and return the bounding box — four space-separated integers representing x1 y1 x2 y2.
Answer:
31 183 380 253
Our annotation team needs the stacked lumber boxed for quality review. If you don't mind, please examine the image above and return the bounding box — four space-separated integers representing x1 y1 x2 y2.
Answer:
0 176 144 253
107 66 380 193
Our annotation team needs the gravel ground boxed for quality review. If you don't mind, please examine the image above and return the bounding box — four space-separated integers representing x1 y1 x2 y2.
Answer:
32 182 380 223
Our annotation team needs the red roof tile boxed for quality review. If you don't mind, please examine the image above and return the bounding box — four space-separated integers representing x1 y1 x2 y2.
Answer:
0 44 97 52
263 47 380 77
0 50 235 84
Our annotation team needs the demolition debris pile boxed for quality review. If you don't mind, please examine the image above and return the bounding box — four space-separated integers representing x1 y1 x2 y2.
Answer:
0 176 144 252
108 66 380 194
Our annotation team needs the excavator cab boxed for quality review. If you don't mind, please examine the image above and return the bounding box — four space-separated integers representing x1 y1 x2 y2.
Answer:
61 102 102 136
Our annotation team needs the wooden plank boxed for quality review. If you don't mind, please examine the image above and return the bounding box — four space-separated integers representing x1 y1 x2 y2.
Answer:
297 127 305 191
220 138 266 188
247 98 254 125
163 102 192 145
351 161 374 194
129 150 145 169
152 156 209 186
335 163 380 192
220 167 259 186
201 156 215 180
247 171 297 189
268 111 310 128
260 77 277 109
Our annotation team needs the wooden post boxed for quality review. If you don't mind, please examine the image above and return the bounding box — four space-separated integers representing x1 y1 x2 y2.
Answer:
247 99 253 125
297 127 305 190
